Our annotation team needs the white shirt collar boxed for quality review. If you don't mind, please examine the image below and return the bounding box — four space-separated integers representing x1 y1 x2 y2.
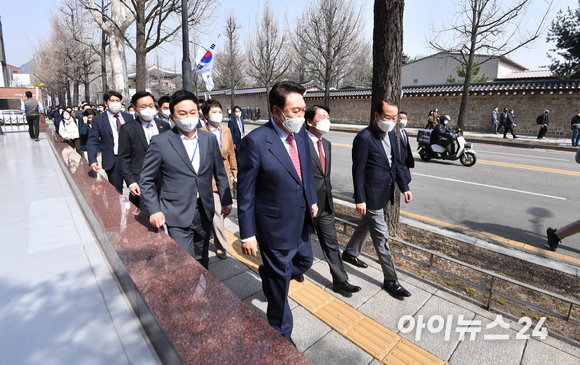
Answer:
307 130 322 143
178 129 198 141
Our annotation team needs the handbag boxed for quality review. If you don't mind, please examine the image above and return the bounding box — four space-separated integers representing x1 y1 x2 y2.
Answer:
572 123 580 130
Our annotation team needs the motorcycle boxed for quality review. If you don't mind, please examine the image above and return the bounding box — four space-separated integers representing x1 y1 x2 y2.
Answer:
417 128 477 167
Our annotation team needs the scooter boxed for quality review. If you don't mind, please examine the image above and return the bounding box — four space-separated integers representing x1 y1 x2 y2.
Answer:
417 128 477 166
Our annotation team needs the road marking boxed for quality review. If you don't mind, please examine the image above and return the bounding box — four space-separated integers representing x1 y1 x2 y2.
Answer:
478 150 569 161
332 142 353 148
413 173 566 200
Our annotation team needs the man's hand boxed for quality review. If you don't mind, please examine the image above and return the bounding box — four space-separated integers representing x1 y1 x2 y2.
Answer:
150 212 165 228
242 238 258 257
403 191 412 204
90 162 100 171
222 204 232 217
311 204 318 218
129 184 141 197
356 202 366 216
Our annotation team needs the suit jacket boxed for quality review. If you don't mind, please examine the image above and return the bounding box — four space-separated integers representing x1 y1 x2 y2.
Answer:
353 123 410 211
87 111 134 170
228 117 245 148
199 123 237 190
118 118 170 187
237 121 318 250
399 128 414 184
505 113 515 128
139 128 232 227
308 135 333 222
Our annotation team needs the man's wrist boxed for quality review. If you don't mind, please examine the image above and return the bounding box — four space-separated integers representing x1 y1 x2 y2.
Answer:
129 183 138 188
241 236 256 243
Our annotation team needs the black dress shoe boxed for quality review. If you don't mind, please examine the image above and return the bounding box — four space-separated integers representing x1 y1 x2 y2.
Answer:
342 252 368 268
292 274 304 283
333 280 361 297
383 281 411 298
258 265 270 297
546 228 561 251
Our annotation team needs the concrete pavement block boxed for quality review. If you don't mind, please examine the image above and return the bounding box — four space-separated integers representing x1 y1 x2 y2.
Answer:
521 339 580 365
291 306 332 352
243 292 300 322
208 253 250 281
303 331 373 365
221 270 262 300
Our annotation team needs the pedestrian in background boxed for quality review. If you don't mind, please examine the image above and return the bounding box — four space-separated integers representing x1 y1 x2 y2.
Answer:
491 106 499 134
537 109 550 139
228 106 245 151
570 109 580 146
498 107 508 134
425 109 434 129
398 111 414 184
503 109 518 139
22 91 44 141
59 109 80 153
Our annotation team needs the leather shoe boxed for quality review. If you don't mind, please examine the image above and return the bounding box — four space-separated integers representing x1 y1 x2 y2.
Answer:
292 274 304 283
258 265 270 298
342 252 368 268
383 281 411 298
333 280 361 297
546 228 560 251
216 249 227 260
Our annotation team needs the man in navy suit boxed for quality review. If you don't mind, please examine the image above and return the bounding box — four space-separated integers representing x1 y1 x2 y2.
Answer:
237 81 318 344
140 90 232 269
398 111 414 184
342 99 413 299
118 91 170 214
228 105 245 151
87 90 134 194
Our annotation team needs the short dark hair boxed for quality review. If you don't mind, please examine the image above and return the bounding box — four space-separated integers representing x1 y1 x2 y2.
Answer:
399 111 407 116
374 99 399 115
130 91 155 107
25 91 33 98
169 90 198 114
269 81 305 113
83 108 97 117
98 104 104 108
233 106 242 113
304 105 330 130
104 90 123 102
201 99 223 116
158 95 171 107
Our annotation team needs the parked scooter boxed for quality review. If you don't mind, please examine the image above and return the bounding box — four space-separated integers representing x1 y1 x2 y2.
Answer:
417 117 477 166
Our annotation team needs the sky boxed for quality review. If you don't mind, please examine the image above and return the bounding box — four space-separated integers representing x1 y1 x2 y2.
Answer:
1 0 578 72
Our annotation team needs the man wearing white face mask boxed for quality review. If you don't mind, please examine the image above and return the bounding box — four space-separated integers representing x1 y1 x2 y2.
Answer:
398 111 414 184
228 105 245 151
140 90 232 269
342 99 413 299
87 90 134 193
118 91 171 214
157 95 172 126
305 105 361 297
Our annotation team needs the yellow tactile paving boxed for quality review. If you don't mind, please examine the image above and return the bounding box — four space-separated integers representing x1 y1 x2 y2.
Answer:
347 318 400 359
222 230 446 364
383 339 446 365
316 298 365 334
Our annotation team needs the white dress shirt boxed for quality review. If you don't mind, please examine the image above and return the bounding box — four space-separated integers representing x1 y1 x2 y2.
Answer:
107 110 124 155
207 123 222 147
307 130 325 158
237 118 245 138
141 119 159 144
179 130 200 198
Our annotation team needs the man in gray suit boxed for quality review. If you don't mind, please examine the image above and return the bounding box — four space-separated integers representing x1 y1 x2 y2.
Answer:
140 90 233 269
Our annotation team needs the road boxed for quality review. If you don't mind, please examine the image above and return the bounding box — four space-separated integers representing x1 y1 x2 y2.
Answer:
241 124 580 260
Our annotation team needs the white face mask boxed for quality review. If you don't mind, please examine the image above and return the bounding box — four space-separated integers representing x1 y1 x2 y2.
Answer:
378 119 396 133
443 120 449 125
577 113 580 117
129 111 135 116
281 111 305 134
138 108 157 122
108 102 122 114
174 116 197 132
209 113 223 124
235 112 242 118
121 108 126 112
315 118 330 134
399 119 408 128
98 107 104 112
63 113 71 120
161 109 171 118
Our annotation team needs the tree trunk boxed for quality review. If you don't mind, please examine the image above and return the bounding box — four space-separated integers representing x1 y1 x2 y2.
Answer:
230 86 235 115
101 31 108 94
324 67 331 107
265 82 271 120
74 76 80 106
457 40 477 133
372 0 404 236
135 0 147 92
109 29 130 100
84 71 91 102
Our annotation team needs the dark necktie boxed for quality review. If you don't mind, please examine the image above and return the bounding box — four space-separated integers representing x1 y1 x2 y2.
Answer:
317 139 326 175
115 114 121 132
287 135 302 182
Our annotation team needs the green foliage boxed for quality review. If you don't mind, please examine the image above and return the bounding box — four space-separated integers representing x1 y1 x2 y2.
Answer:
446 75 456 83
547 3 580 78
498 299 507 305
456 64 489 82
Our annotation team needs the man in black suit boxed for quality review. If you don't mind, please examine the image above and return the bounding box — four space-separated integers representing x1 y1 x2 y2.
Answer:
342 99 413 299
140 90 232 269
228 106 245 150
398 111 414 184
87 90 134 193
118 91 170 214
305 105 361 297
503 109 518 139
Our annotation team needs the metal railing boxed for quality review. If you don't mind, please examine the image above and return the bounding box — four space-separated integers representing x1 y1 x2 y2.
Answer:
335 217 580 326
0 114 28 132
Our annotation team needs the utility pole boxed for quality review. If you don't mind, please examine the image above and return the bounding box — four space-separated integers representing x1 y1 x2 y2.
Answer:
181 0 192 91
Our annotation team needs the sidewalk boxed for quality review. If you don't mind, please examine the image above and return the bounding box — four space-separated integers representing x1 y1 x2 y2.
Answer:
0 133 159 364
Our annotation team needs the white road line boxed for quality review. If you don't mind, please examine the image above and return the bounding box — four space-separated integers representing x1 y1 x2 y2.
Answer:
413 173 566 200
478 150 569 161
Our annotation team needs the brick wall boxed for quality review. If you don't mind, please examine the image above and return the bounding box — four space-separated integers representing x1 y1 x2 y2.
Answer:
212 92 269 119
0 87 44 104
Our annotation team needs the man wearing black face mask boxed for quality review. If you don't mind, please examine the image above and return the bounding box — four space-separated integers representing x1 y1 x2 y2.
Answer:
536 109 550 139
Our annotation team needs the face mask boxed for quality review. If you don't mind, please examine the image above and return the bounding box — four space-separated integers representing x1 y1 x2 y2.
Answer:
138 108 157 122
121 108 126 112
66 109 72 113
161 109 171 119
129 111 135 116
443 120 449 125
378 119 396 133
174 116 197 132
209 113 223 124
108 102 122 114
578 114 580 117
87 118 93 123
63 114 70 120
315 118 330 134
399 119 408 128
281 111 304 134
235 112 242 118
98 107 104 112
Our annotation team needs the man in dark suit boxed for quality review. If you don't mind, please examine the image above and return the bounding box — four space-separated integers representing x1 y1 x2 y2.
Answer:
305 105 361 297
140 90 232 269
237 81 318 344
503 109 518 139
342 99 413 299
118 91 170 214
398 111 414 184
228 105 245 150
536 109 550 139
87 90 134 193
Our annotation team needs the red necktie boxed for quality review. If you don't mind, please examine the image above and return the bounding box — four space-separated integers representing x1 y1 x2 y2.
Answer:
287 135 302 182
115 114 121 132
317 139 326 175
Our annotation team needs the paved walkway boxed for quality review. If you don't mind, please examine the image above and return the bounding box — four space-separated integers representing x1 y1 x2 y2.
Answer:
0 133 159 364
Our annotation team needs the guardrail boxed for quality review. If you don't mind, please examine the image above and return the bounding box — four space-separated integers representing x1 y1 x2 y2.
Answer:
335 217 580 326
0 115 28 132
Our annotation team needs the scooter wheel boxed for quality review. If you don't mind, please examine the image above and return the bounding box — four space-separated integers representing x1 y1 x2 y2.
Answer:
419 150 431 161
460 153 476 166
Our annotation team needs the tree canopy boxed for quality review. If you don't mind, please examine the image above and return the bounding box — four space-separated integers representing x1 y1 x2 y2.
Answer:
547 1 580 78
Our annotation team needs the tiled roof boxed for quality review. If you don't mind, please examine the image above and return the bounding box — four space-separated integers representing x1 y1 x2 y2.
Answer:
498 70 553 79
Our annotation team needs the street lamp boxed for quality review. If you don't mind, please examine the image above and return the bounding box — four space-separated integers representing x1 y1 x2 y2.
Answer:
181 0 192 92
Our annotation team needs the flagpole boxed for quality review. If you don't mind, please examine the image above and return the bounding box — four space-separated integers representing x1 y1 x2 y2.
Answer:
181 0 193 92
